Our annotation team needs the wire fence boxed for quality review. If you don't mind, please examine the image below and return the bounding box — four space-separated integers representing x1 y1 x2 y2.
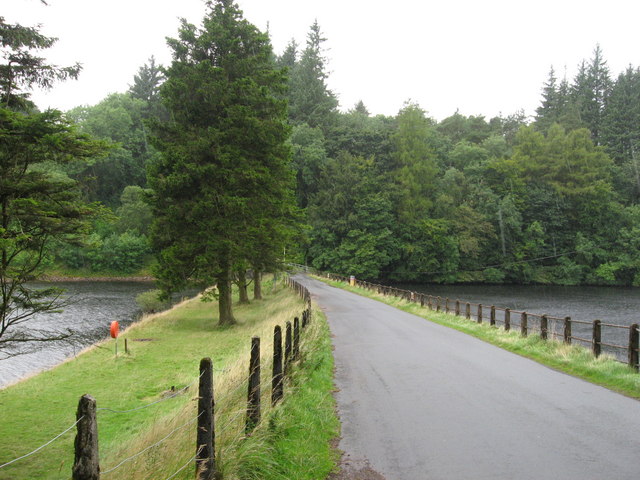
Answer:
319 271 640 372
0 278 313 480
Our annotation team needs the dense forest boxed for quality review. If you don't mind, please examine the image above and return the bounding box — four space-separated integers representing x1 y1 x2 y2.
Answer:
16 15 640 286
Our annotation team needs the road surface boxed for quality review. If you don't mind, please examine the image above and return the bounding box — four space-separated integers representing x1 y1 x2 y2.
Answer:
295 275 640 480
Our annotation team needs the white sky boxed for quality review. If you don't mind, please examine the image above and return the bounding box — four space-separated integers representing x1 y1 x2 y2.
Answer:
4 0 640 121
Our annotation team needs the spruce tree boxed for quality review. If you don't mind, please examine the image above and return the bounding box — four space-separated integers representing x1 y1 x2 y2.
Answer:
148 0 296 325
287 21 338 129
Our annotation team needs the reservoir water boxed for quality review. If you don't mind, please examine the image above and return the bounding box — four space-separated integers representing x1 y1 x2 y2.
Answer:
0 281 155 388
396 283 640 362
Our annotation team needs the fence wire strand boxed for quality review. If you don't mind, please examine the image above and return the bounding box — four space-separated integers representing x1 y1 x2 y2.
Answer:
164 453 197 480
0 416 83 469
101 411 203 475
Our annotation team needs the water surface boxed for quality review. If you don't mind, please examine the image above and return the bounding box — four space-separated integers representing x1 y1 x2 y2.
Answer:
395 283 640 362
0 281 154 388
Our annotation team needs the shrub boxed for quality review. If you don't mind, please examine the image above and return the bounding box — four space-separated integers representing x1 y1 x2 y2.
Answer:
135 289 170 313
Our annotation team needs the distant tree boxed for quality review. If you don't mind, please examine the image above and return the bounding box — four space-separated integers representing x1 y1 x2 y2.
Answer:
149 0 296 325
392 102 439 223
601 66 640 201
276 38 298 69
129 56 164 105
115 185 153 235
287 20 338 129
66 93 151 205
535 67 563 132
571 46 612 144
129 56 167 121
290 123 328 208
307 152 399 278
352 100 369 116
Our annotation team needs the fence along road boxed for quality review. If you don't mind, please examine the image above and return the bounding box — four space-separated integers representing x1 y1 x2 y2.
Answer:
294 275 640 480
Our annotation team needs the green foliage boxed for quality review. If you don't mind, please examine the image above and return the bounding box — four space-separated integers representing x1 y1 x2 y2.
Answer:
308 152 399 279
115 185 153 235
56 231 150 273
66 93 154 206
135 289 170 313
286 21 338 130
149 0 298 324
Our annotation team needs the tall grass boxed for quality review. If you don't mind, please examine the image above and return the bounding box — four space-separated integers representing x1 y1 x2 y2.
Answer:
320 277 640 399
0 278 339 480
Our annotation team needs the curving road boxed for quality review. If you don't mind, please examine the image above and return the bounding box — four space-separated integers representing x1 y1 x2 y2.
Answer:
295 275 640 480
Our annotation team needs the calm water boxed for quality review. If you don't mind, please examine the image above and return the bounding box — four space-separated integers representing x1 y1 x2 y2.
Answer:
397 283 640 362
0 281 155 388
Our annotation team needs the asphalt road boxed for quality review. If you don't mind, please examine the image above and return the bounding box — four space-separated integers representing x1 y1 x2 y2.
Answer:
295 275 640 480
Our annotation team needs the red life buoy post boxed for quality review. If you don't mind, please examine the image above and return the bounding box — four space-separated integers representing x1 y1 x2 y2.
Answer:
110 321 119 338
110 321 120 357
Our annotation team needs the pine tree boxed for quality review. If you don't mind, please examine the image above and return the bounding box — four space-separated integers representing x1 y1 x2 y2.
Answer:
149 0 296 325
571 46 612 144
601 66 640 200
287 20 338 129
129 56 163 102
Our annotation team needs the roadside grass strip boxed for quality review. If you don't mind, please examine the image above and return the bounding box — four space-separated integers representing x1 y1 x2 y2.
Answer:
0 279 339 480
318 277 640 400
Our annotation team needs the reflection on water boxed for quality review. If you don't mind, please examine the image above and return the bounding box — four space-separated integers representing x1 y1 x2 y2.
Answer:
396 283 640 362
0 282 156 388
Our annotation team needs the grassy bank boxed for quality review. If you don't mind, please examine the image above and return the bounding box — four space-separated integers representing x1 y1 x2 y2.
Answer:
318 276 640 400
0 280 339 479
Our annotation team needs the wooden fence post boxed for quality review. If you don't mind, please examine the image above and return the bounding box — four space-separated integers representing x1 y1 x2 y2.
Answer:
465 302 471 320
455 300 460 316
72 395 99 480
445 298 450 314
293 317 300 361
196 358 215 480
564 317 572 344
436 297 441 312
477 304 483 324
284 321 292 374
504 308 511 331
541 315 548 340
490 306 496 326
272 326 284 406
246 337 261 433
628 323 639 371
428 296 433 310
592 320 602 357
420 294 425 307
521 312 528 337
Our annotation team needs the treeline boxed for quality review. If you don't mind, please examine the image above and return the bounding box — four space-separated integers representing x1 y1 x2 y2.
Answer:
278 37 640 286
45 60 164 273
44 19 640 285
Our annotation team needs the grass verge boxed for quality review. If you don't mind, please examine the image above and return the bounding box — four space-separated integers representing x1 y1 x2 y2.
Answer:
317 276 640 400
0 278 339 480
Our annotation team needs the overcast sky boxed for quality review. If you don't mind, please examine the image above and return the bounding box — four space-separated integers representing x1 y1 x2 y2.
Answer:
5 0 640 121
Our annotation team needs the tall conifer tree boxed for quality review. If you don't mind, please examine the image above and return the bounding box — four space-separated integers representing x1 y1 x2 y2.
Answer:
148 0 295 325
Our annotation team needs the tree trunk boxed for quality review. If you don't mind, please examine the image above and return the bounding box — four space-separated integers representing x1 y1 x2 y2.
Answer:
237 270 249 304
217 266 236 326
253 270 262 300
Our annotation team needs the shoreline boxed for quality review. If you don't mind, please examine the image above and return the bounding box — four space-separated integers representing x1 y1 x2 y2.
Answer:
36 274 155 282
